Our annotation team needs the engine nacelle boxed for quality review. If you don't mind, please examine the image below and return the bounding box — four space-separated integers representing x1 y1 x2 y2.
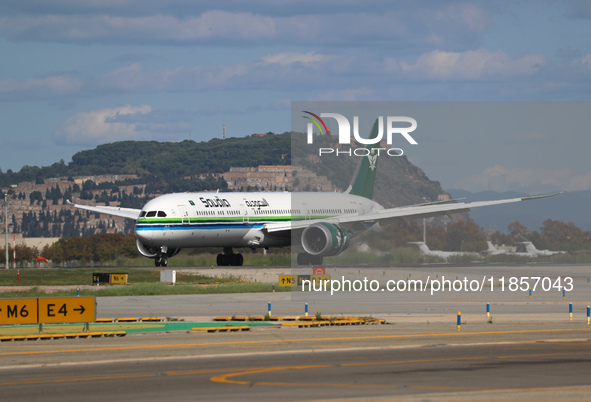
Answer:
301 222 350 257
136 239 181 259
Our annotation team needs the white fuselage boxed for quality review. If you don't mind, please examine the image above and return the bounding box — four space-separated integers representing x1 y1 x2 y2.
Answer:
134 191 382 249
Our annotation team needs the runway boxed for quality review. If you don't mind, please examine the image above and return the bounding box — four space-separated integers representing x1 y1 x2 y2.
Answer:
2 329 591 401
2 264 591 400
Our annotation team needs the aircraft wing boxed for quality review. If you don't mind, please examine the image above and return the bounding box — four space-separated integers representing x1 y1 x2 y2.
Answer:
264 193 561 233
66 200 141 220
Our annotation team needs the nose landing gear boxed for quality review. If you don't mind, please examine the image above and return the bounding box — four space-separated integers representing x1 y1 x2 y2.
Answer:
155 246 169 267
155 255 168 267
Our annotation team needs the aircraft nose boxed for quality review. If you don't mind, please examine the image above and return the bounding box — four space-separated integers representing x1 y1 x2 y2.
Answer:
134 222 153 242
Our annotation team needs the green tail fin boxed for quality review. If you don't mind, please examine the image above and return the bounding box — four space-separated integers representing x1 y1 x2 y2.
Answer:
346 119 381 200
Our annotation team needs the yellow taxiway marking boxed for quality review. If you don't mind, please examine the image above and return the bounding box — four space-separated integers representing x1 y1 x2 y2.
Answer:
0 368 231 387
0 374 155 387
1 327 590 358
2 350 591 390
211 351 591 390
211 357 485 386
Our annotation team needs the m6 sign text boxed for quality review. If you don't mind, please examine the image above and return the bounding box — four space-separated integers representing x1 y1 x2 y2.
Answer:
0 298 38 324
0 297 96 325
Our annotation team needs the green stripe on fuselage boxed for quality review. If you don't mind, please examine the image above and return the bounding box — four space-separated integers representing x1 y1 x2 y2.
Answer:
135 215 335 225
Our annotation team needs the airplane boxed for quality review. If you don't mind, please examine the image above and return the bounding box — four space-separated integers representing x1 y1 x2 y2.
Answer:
518 241 566 257
407 241 480 262
485 240 565 257
67 121 560 267
485 240 507 256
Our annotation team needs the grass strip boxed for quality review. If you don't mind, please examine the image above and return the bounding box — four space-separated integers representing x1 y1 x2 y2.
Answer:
0 283 289 298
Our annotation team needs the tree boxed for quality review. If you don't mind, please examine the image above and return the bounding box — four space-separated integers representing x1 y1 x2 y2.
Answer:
507 221 529 242
121 234 139 258
490 230 510 246
540 219 591 251
29 191 43 205
444 220 487 252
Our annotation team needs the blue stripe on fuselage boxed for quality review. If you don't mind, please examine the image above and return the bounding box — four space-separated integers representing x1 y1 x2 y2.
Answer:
135 223 265 231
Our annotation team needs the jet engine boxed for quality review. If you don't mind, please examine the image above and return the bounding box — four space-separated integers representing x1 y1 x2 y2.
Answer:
135 239 180 259
301 222 350 257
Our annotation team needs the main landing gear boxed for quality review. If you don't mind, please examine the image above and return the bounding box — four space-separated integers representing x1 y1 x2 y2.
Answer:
217 247 244 266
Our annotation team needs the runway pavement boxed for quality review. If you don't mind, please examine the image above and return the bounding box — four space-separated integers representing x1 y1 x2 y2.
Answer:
2 328 591 401
2 264 591 401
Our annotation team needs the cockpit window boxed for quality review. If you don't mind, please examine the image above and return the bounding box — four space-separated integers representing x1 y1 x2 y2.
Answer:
146 211 157 217
139 211 147 217
157 211 167 217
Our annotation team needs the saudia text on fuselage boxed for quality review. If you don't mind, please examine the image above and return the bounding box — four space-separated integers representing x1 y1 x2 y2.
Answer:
200 196 231 208
306 114 418 157
199 196 270 209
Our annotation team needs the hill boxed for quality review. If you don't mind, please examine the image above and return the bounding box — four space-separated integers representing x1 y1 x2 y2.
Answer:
0 133 447 239
0 134 291 190
291 132 445 207
2 133 445 207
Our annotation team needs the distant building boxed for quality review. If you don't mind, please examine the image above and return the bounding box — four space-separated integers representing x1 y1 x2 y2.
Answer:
0 174 141 238
222 165 333 192
13 233 60 250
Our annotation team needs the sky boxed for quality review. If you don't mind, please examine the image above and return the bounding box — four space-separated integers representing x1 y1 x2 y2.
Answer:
0 1 590 194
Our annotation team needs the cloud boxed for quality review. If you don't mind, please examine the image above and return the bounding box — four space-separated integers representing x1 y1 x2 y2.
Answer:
262 52 329 65
93 62 251 92
398 49 546 80
0 48 554 104
93 50 340 93
458 164 591 192
53 105 190 145
0 75 83 101
313 88 375 101
0 5 489 50
0 11 276 45
579 54 591 69
0 50 338 101
434 3 490 34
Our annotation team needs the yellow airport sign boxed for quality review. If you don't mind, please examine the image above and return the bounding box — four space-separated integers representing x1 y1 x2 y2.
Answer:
110 274 128 284
0 298 39 325
297 275 311 286
38 297 96 323
279 275 298 286
278 275 331 287
311 274 331 285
